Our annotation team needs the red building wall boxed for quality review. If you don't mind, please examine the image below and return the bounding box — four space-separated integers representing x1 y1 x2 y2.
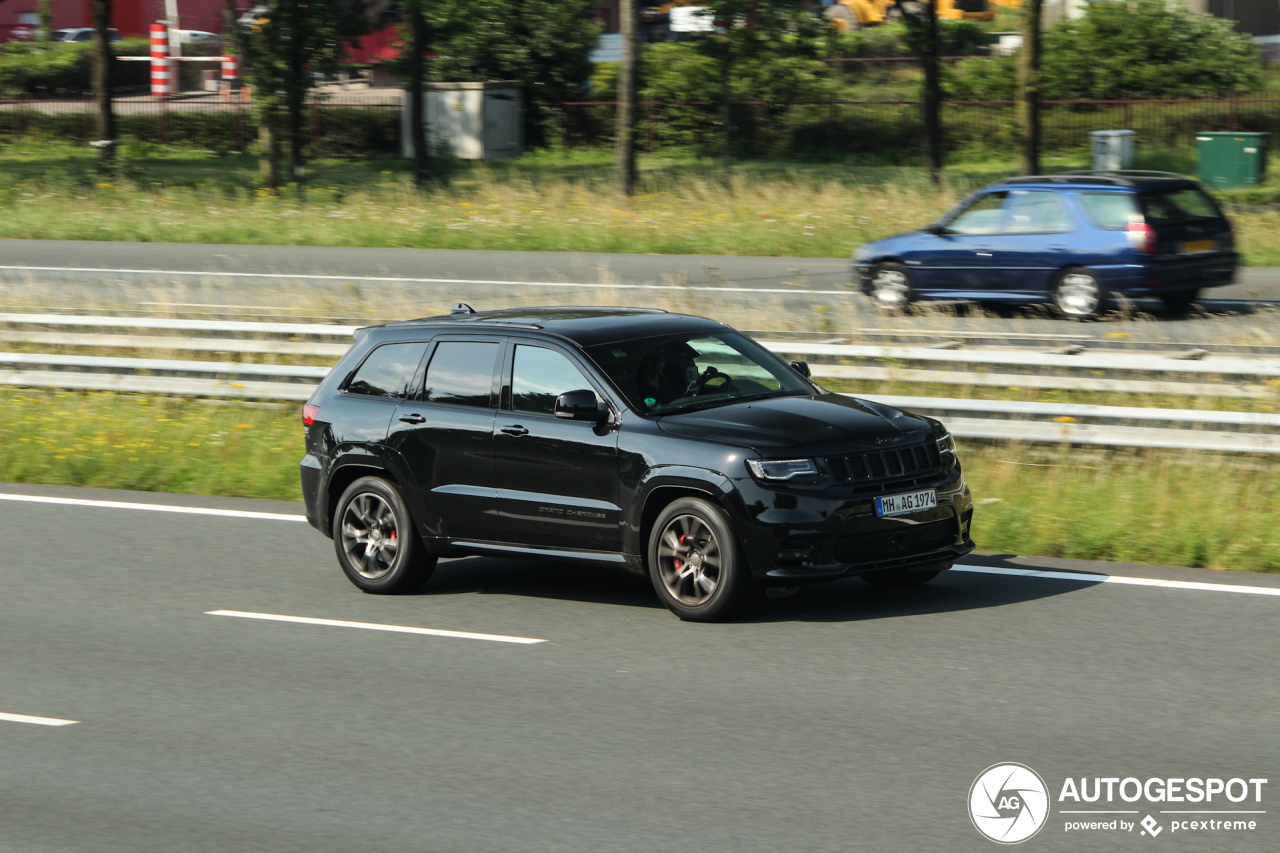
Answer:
1 0 235 41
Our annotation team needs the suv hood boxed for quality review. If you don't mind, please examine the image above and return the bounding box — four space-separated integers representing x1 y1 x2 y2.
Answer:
655 394 934 454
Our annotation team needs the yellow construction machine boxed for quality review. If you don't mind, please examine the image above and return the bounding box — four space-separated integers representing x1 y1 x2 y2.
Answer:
823 0 1019 30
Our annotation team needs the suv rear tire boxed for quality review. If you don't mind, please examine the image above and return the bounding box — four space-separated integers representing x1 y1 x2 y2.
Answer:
648 497 756 622
333 476 437 594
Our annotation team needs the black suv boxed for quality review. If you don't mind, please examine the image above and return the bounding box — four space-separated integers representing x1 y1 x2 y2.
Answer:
300 307 974 621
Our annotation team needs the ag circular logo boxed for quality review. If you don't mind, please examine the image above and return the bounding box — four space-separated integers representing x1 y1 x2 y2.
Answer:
969 763 1050 844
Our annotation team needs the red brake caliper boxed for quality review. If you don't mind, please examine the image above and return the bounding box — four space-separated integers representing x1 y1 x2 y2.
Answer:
673 533 686 571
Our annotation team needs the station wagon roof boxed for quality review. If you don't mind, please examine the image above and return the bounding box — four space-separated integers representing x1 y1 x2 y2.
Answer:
996 170 1201 191
384 306 727 347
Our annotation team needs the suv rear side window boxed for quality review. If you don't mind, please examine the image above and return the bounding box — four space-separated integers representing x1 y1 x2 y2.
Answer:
423 341 500 407
1079 193 1141 230
1140 189 1223 226
511 345 592 415
345 342 428 398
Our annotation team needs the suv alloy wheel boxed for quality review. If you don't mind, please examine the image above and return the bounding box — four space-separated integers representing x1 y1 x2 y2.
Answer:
333 476 437 593
648 497 756 622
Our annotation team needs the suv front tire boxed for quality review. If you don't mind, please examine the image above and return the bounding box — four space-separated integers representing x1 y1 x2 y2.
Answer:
648 497 757 622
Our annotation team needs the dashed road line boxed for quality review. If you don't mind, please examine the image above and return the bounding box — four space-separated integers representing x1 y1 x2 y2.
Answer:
0 711 79 727
0 493 307 522
205 610 547 645
955 564 1280 597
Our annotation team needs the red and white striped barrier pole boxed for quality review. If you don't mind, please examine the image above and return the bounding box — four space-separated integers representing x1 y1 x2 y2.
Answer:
150 22 176 97
221 54 239 87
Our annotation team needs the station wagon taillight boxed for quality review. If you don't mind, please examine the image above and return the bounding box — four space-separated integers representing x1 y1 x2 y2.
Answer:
302 404 320 426
1126 221 1158 254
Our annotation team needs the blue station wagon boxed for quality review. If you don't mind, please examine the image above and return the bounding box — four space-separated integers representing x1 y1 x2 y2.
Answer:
852 171 1238 319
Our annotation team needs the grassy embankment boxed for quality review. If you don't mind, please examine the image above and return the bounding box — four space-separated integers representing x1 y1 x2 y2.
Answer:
4 387 1280 573
4 142 1280 262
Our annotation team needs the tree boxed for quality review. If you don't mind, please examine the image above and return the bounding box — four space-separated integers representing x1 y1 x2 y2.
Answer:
240 1 366 188
428 0 600 147
615 0 638 196
1016 0 1042 176
900 0 944 184
690 0 822 170
405 0 430 185
91 0 115 175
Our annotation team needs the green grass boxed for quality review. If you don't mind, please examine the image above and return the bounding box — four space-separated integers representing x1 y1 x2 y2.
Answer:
3 141 1280 261
4 387 1280 573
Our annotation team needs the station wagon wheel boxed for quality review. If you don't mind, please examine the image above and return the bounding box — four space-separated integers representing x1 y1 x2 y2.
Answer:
1052 267 1106 320
648 497 756 622
332 476 436 594
868 261 913 313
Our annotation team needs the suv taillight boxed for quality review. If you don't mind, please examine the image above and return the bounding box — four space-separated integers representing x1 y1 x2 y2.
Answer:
1126 221 1158 254
302 403 319 426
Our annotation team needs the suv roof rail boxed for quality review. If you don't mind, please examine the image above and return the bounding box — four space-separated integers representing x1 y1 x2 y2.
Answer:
999 169 1193 188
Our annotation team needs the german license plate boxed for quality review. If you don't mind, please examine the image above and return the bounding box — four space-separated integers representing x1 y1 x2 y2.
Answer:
1179 239 1217 254
875 489 937 517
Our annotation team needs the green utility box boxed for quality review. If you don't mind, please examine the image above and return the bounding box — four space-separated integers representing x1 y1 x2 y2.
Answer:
1196 132 1269 189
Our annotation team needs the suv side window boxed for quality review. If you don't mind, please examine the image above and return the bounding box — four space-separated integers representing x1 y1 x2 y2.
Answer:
345 341 429 398
423 340 500 407
511 345 592 415
1004 191 1073 234
946 192 1009 235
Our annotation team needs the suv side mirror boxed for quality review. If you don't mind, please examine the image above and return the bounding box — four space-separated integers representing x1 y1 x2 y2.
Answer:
555 389 605 422
789 360 811 379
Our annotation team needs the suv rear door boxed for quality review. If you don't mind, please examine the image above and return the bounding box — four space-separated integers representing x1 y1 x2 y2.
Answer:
385 336 503 542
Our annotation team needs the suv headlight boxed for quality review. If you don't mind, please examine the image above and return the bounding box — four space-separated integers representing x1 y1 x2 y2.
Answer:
746 458 818 482
937 431 958 469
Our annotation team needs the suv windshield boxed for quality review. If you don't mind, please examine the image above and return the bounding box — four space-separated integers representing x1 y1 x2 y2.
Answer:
1139 188 1223 226
585 331 811 415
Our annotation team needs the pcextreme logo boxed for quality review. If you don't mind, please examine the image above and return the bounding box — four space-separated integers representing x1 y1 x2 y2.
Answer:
969 763 1269 844
969 763 1051 844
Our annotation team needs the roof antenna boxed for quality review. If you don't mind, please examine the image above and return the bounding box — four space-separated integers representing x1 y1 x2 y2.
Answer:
451 303 476 315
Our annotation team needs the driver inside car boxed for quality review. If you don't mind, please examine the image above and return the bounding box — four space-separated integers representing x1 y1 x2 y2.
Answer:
636 346 689 408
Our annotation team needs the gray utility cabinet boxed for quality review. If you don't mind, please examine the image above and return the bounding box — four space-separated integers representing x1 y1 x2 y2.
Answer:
401 82 522 161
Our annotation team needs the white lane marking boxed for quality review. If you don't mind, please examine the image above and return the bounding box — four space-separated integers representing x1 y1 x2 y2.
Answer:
955 564 1280 597
0 711 79 727
0 493 307 522
205 610 547 645
0 265 851 296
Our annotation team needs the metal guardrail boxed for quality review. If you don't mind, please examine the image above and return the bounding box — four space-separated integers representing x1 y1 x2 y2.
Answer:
3 315 1279 452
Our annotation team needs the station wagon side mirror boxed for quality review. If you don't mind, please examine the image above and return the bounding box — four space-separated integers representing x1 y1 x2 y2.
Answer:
789 360 811 379
925 223 947 236
555 389 606 423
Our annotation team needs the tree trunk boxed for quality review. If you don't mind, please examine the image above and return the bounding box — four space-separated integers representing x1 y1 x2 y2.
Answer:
259 111 279 189
1016 0 1043 176
615 0 638 196
91 0 116 175
720 54 732 172
408 2 429 185
920 1 943 185
286 0 305 180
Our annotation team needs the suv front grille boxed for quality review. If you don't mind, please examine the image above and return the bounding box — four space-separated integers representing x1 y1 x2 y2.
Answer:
825 441 942 484
833 518 957 564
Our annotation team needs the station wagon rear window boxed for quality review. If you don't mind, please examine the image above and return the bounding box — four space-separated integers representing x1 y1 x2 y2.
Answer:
1139 188 1223 226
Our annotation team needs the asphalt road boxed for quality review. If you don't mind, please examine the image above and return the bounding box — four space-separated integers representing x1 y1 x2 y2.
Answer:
2 482 1276 852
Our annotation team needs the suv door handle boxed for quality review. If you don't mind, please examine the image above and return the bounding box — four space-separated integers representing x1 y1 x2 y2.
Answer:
500 424 529 436
398 413 426 424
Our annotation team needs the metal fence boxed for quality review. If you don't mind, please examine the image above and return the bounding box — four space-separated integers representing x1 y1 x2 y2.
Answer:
3 95 1280 157
0 98 400 157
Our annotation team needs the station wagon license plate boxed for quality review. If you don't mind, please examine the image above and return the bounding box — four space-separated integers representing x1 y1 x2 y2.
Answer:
1179 239 1217 254
875 489 937 517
